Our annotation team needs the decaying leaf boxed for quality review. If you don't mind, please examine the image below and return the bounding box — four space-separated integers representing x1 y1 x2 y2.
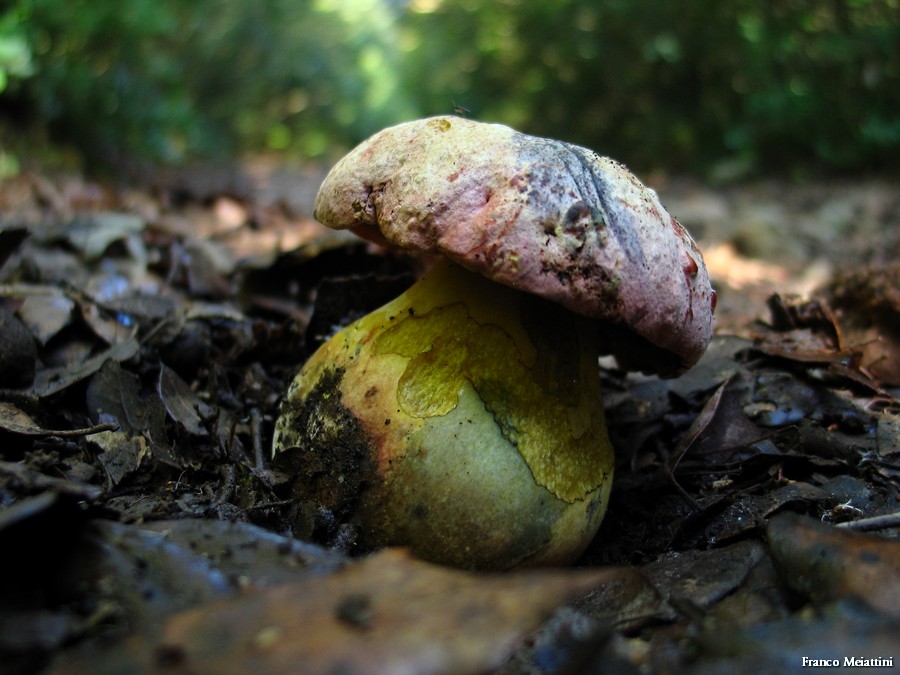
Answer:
577 540 768 633
16 293 76 345
827 261 900 386
642 540 766 613
86 360 182 471
92 430 153 487
0 305 37 387
0 401 115 437
54 549 621 675
0 226 28 268
0 461 103 500
753 292 893 394
158 364 208 437
86 361 165 436
64 212 145 261
767 512 900 616
31 337 140 398
669 376 727 470
703 482 831 543
665 334 754 401
691 603 900 673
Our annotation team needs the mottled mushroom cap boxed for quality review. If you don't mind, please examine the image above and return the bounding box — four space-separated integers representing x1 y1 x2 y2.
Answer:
314 116 716 375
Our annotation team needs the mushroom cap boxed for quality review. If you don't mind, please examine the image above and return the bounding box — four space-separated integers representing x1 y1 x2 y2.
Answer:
314 116 716 375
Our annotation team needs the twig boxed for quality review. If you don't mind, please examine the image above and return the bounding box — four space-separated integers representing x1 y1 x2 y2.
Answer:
217 463 236 504
247 499 295 511
835 512 900 532
0 460 103 500
43 422 118 438
251 407 266 471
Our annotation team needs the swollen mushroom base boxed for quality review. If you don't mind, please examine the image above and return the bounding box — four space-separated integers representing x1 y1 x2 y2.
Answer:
273 259 614 570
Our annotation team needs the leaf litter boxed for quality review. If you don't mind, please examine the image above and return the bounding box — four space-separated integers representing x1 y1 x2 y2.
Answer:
0 167 898 674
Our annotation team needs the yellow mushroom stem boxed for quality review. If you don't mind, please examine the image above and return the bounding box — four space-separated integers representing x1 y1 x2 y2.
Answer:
272 258 615 570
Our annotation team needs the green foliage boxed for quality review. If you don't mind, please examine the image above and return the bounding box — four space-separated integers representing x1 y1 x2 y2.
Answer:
3 0 899 174
14 0 203 163
401 0 900 174
0 7 33 94
0 5 34 176
9 0 416 164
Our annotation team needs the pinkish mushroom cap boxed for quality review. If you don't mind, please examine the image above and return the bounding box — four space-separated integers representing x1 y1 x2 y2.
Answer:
314 116 716 375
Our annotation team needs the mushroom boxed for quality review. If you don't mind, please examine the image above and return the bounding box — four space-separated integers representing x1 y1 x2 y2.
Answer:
273 116 716 570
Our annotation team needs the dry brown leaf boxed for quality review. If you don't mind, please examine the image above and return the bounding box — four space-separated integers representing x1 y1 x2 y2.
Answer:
827 263 900 386
56 549 622 675
31 336 140 397
17 293 76 344
158 364 208 437
767 512 900 616
0 401 115 437
159 549 619 675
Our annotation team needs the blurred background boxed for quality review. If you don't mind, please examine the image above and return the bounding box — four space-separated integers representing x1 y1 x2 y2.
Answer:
1 0 898 180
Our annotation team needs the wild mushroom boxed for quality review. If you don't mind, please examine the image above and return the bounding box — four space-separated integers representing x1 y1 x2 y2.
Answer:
273 116 715 570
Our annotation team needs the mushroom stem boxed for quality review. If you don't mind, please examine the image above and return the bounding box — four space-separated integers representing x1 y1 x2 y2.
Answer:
273 258 614 570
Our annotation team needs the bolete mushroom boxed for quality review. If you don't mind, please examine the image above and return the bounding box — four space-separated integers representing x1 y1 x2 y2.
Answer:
273 116 715 570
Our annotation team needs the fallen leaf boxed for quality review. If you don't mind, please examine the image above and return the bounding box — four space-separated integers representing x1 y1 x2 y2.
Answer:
54 549 621 675
17 293 75 344
0 226 28 268
827 261 900 385
138 519 346 587
86 361 162 435
686 378 770 464
158 365 208 437
668 377 730 475
79 295 139 345
704 482 831 543
574 565 666 631
31 337 140 397
26 514 324 669
0 491 60 533
691 603 900 673
64 212 145 261
0 401 115 437
0 460 103 501
753 292 890 393
767 512 900 616
220 216 348 269
665 335 754 402
0 305 37 387
92 430 153 487
499 606 609 674
746 369 821 427
182 238 235 298
0 493 98 656
86 360 181 469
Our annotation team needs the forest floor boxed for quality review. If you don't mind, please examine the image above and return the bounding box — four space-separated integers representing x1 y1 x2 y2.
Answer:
0 160 898 674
